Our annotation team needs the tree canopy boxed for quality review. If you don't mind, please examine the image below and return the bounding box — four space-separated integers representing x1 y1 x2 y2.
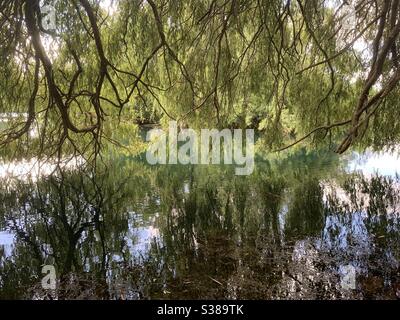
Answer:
1 0 400 159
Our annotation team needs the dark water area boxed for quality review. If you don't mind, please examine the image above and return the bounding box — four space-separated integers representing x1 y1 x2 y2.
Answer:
0 149 399 299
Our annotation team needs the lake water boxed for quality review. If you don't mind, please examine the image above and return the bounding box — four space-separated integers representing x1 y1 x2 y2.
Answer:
0 148 399 299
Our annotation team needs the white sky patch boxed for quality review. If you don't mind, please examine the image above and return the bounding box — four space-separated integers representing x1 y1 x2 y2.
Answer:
100 0 118 16
348 149 400 177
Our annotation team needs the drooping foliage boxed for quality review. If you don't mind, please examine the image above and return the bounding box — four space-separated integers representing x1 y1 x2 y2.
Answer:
1 0 400 159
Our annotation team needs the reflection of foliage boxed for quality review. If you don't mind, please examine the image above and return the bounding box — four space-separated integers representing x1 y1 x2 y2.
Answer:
340 173 400 214
0 165 135 298
0 149 399 299
285 178 325 240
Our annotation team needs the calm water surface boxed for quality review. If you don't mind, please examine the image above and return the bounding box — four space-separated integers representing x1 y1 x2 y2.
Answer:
0 149 399 299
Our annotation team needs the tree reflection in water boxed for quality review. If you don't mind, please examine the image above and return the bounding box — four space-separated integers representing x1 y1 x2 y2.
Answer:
0 150 399 299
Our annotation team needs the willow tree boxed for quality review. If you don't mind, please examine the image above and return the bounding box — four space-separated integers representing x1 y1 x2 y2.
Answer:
1 0 400 160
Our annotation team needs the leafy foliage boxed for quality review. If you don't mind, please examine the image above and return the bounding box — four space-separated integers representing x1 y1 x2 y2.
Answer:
1 0 400 159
